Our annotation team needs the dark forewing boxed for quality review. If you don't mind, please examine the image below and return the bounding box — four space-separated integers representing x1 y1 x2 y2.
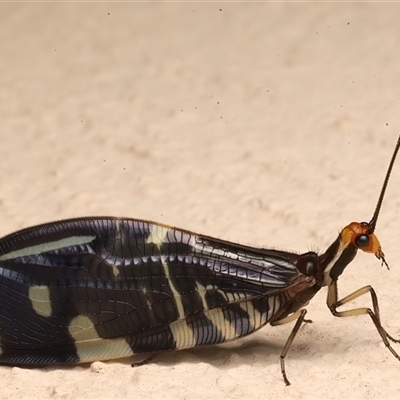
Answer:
0 218 309 365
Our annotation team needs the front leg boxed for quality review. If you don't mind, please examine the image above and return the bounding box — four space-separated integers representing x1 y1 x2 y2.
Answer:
327 279 400 359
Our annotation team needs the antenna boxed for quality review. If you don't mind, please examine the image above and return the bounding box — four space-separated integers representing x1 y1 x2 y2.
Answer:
368 135 400 233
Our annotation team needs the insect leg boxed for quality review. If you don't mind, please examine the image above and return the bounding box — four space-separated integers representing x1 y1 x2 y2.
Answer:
327 280 400 359
331 286 398 342
271 309 308 386
131 353 160 367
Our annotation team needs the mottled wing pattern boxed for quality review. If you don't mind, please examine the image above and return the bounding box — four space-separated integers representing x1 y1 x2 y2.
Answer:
0 218 313 365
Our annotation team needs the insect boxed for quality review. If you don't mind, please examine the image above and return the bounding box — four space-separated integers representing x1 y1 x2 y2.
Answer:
0 137 399 385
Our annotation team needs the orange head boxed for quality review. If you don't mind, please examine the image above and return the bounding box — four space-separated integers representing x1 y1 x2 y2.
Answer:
341 221 387 268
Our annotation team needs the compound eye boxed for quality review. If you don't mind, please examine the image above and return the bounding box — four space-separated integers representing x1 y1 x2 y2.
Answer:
355 234 370 249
